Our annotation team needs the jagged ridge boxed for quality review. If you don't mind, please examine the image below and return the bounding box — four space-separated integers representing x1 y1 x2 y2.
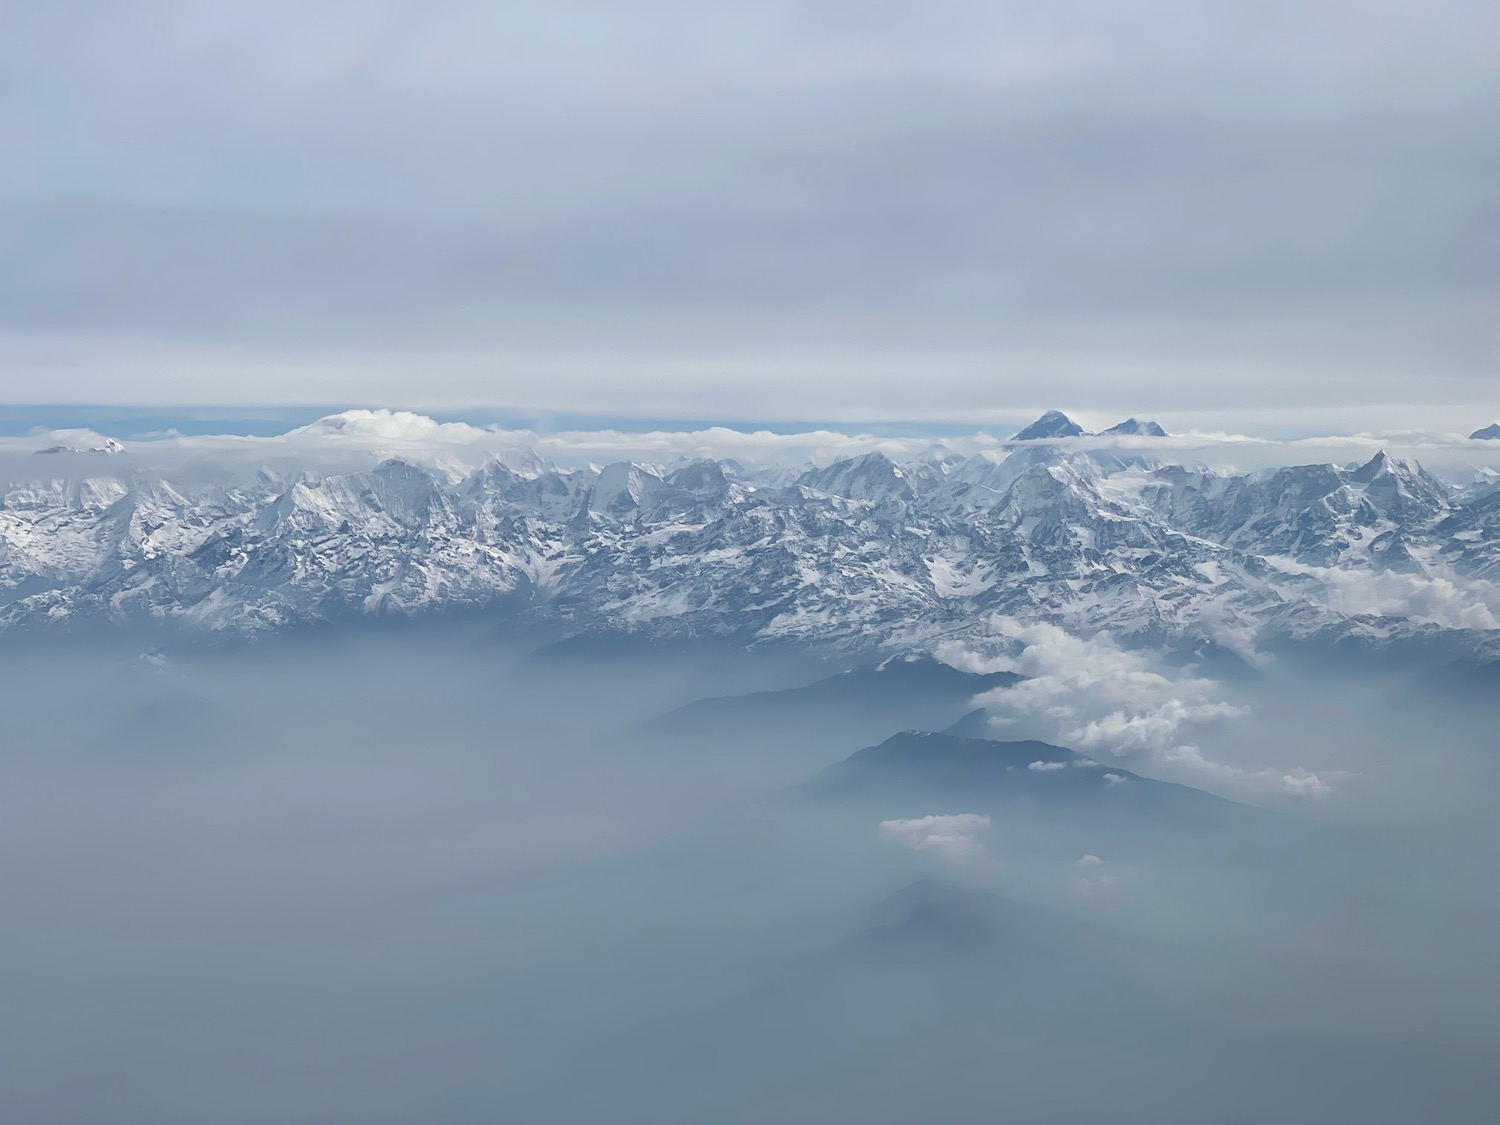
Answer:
0 431 1494 654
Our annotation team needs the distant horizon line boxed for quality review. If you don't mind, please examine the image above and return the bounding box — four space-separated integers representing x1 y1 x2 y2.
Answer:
1 403 1497 444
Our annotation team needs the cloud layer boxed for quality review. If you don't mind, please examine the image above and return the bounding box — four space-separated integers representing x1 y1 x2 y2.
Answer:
4 2 1497 425
6 408 1500 481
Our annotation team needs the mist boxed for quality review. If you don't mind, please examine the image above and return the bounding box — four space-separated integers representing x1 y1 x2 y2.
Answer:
1 625 1495 1124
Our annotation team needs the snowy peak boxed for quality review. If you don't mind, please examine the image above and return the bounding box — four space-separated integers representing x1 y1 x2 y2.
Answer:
1347 450 1392 483
665 459 730 497
586 462 667 520
1343 452 1452 523
916 443 959 468
368 459 443 528
33 438 127 456
1471 423 1500 441
1345 450 1449 501
910 444 962 478
797 452 915 503
1011 410 1086 441
1102 418 1168 437
503 446 557 477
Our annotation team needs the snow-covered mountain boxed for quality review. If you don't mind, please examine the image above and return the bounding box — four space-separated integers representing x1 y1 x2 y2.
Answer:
33 438 128 456
1102 418 1169 437
1010 410 1087 441
2 418 1496 655
1010 410 1169 440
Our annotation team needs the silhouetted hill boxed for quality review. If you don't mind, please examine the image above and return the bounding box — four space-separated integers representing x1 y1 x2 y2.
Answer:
803 729 1281 843
637 655 1020 742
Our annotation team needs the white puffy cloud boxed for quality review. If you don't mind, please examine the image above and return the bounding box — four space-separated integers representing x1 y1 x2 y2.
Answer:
968 618 1336 799
1028 760 1068 772
878 814 993 861
969 620 1244 758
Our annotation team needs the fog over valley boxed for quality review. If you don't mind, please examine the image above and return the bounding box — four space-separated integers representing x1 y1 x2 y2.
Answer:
1 612 1497 1123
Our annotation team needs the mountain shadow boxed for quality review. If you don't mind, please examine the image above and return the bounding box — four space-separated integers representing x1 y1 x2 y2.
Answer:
635 654 1021 747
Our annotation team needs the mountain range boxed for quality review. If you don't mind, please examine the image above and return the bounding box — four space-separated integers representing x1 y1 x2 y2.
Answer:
1 412 1496 657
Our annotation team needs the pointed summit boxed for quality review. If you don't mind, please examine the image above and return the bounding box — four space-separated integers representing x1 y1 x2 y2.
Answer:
1103 418 1168 437
1348 450 1391 483
1471 423 1500 441
503 446 556 477
914 443 961 473
1011 410 1086 441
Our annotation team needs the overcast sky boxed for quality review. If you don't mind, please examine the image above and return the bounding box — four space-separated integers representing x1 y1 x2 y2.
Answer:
3 0 1497 431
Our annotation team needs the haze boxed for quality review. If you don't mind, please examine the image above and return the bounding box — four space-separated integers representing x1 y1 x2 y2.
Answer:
2 627 1497 1124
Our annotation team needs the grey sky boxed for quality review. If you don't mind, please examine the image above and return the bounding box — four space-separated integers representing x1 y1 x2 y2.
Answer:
2 0 1497 427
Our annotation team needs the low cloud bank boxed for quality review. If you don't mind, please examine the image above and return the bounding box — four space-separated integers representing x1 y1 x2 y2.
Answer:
1264 557 1500 632
5 408 1500 480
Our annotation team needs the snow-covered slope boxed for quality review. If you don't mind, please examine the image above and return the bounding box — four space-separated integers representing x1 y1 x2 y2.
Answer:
1 440 1495 654
1011 410 1086 441
1102 418 1169 437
